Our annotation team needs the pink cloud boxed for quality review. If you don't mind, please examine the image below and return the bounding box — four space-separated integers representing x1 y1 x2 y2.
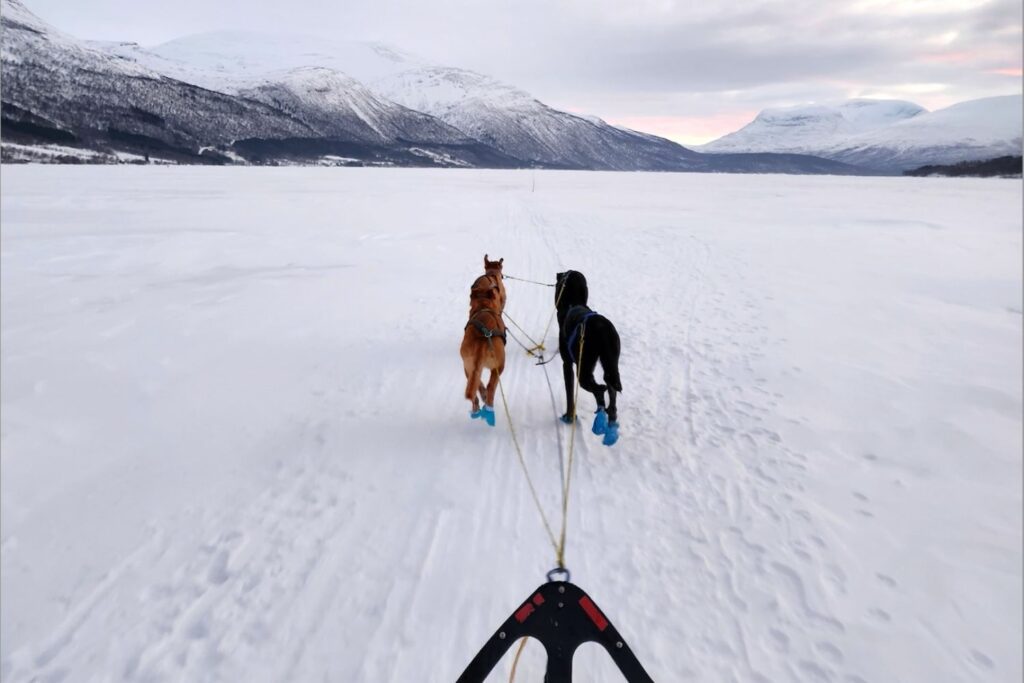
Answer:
919 50 980 64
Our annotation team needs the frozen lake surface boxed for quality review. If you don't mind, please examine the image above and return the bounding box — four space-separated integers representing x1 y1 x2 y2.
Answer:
2 166 1021 682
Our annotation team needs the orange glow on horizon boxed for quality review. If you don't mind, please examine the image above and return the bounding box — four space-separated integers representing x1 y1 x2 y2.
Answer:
606 111 759 146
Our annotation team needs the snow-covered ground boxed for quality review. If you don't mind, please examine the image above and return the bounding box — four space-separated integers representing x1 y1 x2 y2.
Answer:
1 167 1021 682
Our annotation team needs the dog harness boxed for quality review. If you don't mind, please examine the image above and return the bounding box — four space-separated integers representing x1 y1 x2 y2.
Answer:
470 274 500 301
565 307 598 363
466 308 506 345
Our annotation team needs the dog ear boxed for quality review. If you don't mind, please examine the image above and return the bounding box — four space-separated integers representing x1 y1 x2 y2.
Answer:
499 258 504 265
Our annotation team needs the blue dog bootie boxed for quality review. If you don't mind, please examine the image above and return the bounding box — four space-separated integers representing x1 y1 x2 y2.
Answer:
560 412 577 424
592 408 608 435
482 405 496 427
602 421 619 447
470 407 483 419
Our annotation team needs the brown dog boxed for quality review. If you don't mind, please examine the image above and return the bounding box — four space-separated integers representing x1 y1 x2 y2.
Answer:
462 275 506 426
483 254 506 311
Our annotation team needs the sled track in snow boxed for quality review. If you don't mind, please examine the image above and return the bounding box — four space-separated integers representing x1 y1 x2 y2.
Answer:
488 194 857 681
2 168 1019 683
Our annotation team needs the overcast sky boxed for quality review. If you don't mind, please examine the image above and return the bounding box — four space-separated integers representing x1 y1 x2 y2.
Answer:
23 0 1024 144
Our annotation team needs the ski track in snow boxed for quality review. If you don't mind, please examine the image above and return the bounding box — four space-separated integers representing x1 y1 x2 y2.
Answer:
1 167 1021 682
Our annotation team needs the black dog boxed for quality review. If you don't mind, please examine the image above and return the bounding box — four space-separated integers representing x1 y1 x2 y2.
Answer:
555 271 622 446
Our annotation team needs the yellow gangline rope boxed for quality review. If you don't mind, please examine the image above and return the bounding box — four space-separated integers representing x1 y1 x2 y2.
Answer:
503 274 555 287
497 274 589 683
497 273 583 563
502 310 543 354
496 369 560 559
504 327 585 683
494 324 584 569
533 277 567 356
557 324 584 568
507 636 530 682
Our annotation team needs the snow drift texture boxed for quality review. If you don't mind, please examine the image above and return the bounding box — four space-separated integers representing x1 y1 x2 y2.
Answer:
2 166 1021 681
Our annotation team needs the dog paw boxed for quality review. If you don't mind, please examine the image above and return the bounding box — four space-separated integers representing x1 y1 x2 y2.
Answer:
602 422 619 446
592 408 608 435
482 405 496 427
560 413 577 424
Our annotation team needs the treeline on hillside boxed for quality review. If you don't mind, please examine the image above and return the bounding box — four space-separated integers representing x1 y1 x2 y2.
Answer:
904 155 1023 178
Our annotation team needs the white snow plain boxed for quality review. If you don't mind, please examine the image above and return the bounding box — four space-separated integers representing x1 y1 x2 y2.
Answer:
1 167 1021 682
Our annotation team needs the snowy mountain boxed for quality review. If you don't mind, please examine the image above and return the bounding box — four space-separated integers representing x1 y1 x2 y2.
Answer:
101 37 473 147
97 30 866 173
236 68 471 146
107 32 714 171
0 2 515 167
702 97 1023 171
0 0 311 162
1 0 863 173
374 65 700 170
701 100 926 155
100 33 424 93
228 67 523 165
828 96 1024 170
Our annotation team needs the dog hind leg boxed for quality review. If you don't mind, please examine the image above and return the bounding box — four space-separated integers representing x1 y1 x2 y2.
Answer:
578 351 607 411
601 353 621 445
465 351 484 416
561 359 577 422
481 370 498 426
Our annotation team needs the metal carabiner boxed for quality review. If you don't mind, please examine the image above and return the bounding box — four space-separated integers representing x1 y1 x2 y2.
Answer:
546 566 571 583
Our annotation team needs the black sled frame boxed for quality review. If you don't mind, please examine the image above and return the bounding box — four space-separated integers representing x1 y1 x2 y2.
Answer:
456 579 654 682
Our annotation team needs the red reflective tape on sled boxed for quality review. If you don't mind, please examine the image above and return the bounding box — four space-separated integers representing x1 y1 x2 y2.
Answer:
514 603 535 623
579 596 608 631
532 593 545 606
